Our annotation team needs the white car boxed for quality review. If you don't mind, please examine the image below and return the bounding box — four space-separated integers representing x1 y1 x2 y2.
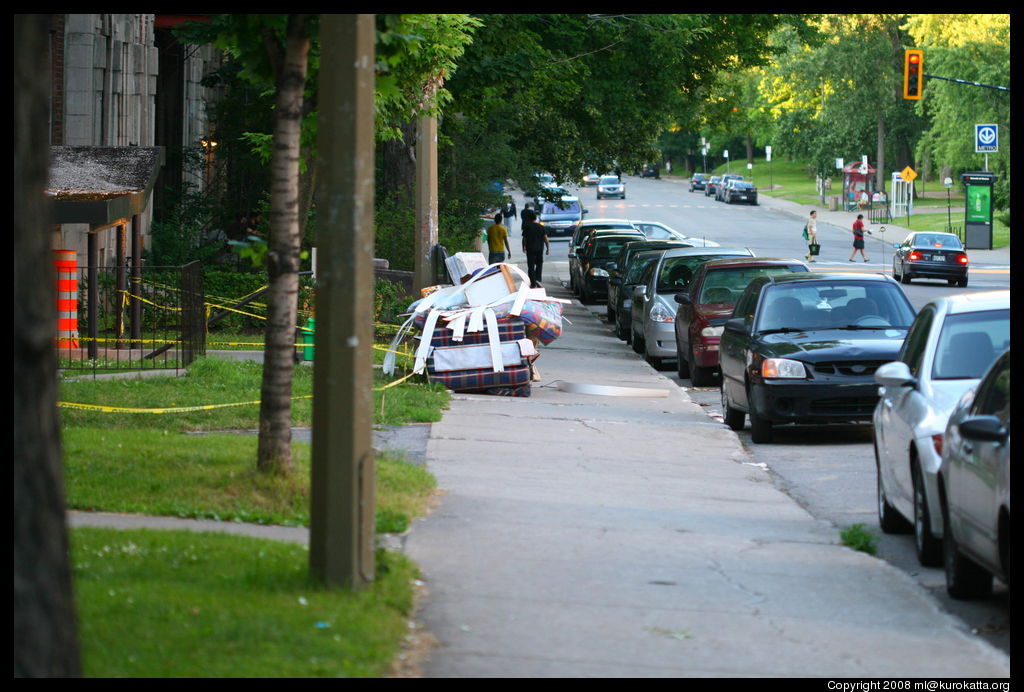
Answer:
630 220 721 247
873 290 1010 567
596 175 625 200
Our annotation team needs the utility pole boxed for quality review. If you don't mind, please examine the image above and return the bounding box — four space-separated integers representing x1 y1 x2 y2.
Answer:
310 13 376 589
414 97 439 292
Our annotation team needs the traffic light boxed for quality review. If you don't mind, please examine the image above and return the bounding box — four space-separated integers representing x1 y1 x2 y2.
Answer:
903 49 923 100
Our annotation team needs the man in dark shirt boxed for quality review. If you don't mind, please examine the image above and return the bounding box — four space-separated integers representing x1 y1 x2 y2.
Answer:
520 208 550 288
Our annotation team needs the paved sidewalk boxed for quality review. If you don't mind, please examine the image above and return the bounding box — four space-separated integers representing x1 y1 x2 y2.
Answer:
401 269 1010 678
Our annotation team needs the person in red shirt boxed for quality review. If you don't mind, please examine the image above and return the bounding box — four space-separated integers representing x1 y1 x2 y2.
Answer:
848 214 871 262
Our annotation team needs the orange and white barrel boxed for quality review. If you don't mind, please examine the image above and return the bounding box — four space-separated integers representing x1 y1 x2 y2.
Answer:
53 250 79 348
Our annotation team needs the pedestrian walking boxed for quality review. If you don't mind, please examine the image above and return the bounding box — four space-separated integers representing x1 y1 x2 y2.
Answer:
849 214 871 262
502 197 517 230
520 208 550 288
486 212 512 264
804 210 819 263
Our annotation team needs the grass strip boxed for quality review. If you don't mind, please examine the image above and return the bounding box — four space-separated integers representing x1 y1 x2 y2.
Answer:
72 528 419 677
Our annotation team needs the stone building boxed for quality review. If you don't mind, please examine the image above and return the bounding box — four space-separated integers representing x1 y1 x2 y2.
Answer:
47 14 223 266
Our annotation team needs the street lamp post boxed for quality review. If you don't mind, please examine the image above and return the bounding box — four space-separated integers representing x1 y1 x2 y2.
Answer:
944 176 954 238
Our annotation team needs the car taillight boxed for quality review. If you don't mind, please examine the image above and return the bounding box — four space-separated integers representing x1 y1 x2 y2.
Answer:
909 251 922 261
957 253 969 265
932 434 943 457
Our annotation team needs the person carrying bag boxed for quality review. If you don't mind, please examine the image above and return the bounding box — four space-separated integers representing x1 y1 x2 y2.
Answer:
803 210 819 263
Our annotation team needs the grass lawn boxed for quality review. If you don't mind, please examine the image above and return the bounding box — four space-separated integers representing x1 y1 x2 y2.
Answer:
61 356 449 676
72 528 419 677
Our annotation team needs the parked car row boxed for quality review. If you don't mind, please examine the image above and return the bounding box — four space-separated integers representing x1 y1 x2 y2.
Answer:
690 173 758 205
589 239 1010 599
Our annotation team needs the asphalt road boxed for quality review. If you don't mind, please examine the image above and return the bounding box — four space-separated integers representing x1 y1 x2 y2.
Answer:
506 174 1011 657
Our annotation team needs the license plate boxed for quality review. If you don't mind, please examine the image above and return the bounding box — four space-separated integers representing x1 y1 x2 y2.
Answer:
932 255 946 262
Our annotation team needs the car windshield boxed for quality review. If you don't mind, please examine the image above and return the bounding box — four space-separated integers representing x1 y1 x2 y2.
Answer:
600 176 619 185
913 233 963 249
756 282 916 332
624 255 661 283
931 309 1010 380
698 266 799 304
590 238 635 260
542 200 580 214
657 255 723 293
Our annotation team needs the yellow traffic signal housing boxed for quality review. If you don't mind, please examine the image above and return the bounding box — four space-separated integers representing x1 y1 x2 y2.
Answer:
903 49 924 100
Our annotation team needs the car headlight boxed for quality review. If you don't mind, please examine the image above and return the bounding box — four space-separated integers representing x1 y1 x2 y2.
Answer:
588 267 609 277
700 326 724 338
761 357 807 379
650 304 674 323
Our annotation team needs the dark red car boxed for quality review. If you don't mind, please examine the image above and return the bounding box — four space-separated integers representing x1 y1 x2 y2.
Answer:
672 257 809 385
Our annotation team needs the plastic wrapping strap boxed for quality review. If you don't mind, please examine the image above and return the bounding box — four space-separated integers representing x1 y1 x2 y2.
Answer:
467 306 487 334
484 307 504 372
448 312 468 342
383 312 418 376
413 308 443 374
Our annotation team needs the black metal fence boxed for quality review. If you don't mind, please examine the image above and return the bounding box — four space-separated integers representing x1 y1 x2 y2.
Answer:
57 261 206 377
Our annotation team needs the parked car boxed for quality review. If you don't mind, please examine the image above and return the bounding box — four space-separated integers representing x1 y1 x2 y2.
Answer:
538 195 586 236
719 273 916 443
567 218 638 253
873 290 1010 566
938 348 1010 599
630 220 721 247
607 240 689 339
630 247 755 369
689 173 707 192
572 232 647 304
716 174 744 202
724 180 758 205
673 257 809 385
892 231 969 287
704 176 722 197
596 175 626 199
568 225 644 297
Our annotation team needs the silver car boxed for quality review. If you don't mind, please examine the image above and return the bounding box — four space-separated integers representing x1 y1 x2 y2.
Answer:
938 348 1010 599
596 175 625 200
630 220 721 247
873 290 1010 567
630 246 754 369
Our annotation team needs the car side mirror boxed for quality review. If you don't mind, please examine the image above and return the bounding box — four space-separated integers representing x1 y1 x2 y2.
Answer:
674 293 692 306
724 317 749 335
632 285 647 299
874 361 917 388
959 415 1008 443
568 251 576 259
607 262 618 272
892 242 900 248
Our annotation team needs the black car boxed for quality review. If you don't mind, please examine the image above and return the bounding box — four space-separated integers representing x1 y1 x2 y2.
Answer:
607 240 690 337
892 231 969 287
724 180 758 205
689 173 707 192
572 232 647 304
719 273 916 443
704 176 722 197
716 174 744 202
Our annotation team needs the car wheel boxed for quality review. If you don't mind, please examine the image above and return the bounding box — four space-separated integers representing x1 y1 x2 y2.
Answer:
875 442 911 534
892 259 902 282
721 385 745 431
646 352 663 370
900 267 912 284
580 285 592 304
631 329 644 354
689 347 716 387
606 305 615 323
942 492 993 599
958 275 968 288
913 462 943 566
616 318 630 342
676 340 691 378
747 389 773 443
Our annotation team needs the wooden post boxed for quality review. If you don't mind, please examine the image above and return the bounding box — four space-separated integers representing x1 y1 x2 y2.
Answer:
414 112 439 292
310 13 376 589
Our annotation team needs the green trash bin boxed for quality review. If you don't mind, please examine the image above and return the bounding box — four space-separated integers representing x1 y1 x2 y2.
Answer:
303 317 315 362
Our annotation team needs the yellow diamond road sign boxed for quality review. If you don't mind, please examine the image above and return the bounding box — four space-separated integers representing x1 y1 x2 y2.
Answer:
901 166 918 182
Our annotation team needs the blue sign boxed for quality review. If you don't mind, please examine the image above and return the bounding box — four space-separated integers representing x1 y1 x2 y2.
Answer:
975 124 998 153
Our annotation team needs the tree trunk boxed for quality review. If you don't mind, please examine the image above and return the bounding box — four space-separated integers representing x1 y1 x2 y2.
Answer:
14 14 82 676
379 120 417 206
257 15 312 474
876 115 885 195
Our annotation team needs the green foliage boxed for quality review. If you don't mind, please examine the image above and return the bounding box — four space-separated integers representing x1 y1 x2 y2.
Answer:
148 174 227 267
840 523 879 555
